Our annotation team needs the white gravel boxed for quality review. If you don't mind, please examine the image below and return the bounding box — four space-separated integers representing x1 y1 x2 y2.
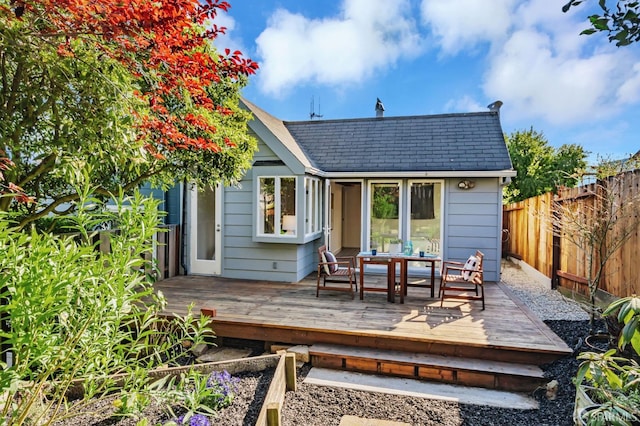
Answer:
500 259 589 321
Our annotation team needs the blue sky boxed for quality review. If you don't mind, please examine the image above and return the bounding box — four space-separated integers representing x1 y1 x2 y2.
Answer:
213 0 639 162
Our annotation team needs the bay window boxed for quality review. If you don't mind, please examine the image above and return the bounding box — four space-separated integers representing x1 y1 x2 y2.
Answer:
305 177 320 235
258 176 296 236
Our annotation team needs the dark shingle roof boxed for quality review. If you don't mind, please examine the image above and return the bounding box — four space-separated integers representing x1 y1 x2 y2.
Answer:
283 113 512 173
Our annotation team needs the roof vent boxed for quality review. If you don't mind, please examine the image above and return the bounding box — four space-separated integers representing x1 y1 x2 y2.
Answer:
487 100 503 113
375 98 385 118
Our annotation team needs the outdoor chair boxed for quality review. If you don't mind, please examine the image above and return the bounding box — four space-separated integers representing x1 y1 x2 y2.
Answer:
439 250 485 310
316 245 358 298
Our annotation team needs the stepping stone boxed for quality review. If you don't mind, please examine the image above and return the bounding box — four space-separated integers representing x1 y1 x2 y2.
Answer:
196 347 252 363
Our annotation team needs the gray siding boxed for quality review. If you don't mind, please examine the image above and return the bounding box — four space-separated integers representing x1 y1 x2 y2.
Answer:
220 138 321 282
250 129 279 162
443 178 502 281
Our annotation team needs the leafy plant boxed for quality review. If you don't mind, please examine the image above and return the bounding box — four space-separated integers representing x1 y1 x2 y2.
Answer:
503 128 587 204
166 369 239 424
0 0 258 228
604 296 640 356
0 187 211 425
563 0 640 47
575 295 640 426
575 349 640 425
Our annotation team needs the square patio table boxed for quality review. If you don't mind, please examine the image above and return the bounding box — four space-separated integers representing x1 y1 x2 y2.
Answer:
357 252 441 303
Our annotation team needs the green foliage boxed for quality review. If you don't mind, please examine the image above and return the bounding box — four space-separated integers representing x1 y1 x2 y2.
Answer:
0 188 211 425
0 5 257 228
503 128 587 203
165 369 238 423
575 349 640 425
563 0 640 46
575 296 640 426
604 297 640 357
372 186 398 219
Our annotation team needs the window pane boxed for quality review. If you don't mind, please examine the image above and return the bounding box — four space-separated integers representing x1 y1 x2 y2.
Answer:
305 178 311 234
311 180 316 233
409 182 441 254
370 183 399 252
281 177 296 235
259 177 275 234
196 186 216 260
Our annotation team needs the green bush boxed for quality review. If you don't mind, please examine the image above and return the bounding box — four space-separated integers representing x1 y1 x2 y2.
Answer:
0 189 210 425
575 296 640 426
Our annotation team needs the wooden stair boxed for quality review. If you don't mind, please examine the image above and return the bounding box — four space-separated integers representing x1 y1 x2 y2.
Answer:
309 343 546 392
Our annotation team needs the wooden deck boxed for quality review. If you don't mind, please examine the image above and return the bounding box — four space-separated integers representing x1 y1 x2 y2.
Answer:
155 272 571 366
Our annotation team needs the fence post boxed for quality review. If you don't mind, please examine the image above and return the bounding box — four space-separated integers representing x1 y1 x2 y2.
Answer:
551 234 560 290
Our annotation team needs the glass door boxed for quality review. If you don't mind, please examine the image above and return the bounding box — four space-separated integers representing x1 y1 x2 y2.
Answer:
408 181 441 255
189 184 222 275
369 182 401 252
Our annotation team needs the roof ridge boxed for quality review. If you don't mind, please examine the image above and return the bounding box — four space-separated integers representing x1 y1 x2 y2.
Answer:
284 111 497 125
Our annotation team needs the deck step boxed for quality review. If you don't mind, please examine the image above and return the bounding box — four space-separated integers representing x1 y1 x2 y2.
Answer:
309 343 545 392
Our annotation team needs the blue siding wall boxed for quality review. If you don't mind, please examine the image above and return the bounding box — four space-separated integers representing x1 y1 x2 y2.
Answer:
444 178 502 282
220 134 321 282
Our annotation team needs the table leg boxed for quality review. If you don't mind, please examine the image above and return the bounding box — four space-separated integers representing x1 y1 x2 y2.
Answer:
387 260 394 302
400 259 406 303
430 260 436 298
359 257 365 300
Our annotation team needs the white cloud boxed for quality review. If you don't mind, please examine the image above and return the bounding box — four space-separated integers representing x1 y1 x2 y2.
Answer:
616 63 640 105
444 95 485 113
255 0 422 96
433 0 640 126
210 10 246 56
484 30 620 124
420 0 516 54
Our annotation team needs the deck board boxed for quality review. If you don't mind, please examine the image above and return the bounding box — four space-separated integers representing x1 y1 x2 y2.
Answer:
155 273 571 362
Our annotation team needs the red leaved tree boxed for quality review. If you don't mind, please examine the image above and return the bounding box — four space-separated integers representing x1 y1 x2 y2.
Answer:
0 0 258 226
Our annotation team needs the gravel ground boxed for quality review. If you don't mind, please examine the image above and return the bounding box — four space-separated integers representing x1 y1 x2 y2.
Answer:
60 261 593 426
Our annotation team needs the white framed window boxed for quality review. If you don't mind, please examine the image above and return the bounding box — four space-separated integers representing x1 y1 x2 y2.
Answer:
257 176 297 237
407 180 443 255
368 181 403 252
305 177 321 235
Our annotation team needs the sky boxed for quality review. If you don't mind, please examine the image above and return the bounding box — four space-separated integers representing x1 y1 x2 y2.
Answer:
213 0 640 162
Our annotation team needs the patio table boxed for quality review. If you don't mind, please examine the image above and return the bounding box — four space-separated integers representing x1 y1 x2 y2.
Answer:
397 254 440 299
357 252 441 303
356 252 399 303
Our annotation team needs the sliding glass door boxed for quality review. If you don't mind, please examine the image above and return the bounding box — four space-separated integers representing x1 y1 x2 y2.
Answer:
368 180 441 255
369 182 401 252
408 181 441 255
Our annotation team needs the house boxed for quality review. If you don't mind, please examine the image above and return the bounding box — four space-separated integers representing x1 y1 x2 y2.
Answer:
171 99 515 283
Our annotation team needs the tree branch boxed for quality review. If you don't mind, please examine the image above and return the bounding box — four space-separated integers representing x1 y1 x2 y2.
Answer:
17 193 80 229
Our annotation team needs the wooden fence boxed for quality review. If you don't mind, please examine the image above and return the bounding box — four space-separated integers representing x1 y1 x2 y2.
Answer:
502 170 640 298
97 224 181 280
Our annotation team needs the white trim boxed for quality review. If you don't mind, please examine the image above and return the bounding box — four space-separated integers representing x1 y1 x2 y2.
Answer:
322 170 516 179
189 184 222 275
255 175 298 238
407 179 444 257
323 179 331 246
367 180 403 252
305 176 321 236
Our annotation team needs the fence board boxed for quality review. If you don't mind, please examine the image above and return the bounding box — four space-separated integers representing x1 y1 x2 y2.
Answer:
96 224 181 280
503 170 640 298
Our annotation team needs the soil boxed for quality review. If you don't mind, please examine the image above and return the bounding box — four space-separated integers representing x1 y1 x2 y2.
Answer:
59 319 591 426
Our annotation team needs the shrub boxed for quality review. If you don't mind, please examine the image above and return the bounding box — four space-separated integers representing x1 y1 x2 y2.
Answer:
0 189 210 425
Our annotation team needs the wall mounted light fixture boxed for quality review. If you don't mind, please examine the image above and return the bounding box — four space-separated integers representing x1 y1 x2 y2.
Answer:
458 180 476 190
